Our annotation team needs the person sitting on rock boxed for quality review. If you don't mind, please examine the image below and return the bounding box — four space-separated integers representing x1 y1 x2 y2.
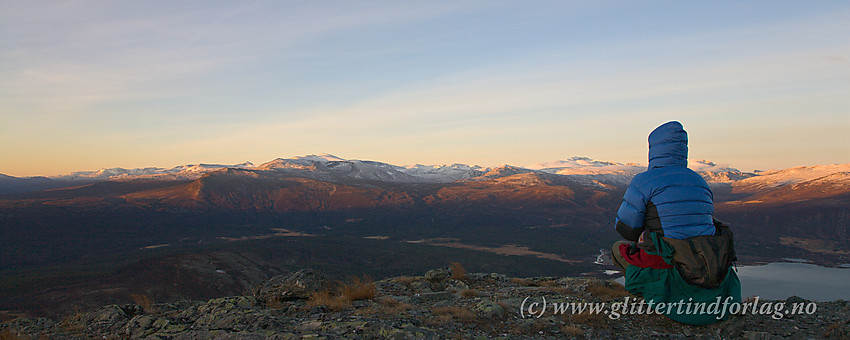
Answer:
611 121 740 325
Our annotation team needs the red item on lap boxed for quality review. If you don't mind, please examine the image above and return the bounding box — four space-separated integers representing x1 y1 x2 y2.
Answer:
619 243 673 269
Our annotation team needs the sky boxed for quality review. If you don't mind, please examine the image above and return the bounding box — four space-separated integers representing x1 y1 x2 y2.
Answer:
1 1 849 177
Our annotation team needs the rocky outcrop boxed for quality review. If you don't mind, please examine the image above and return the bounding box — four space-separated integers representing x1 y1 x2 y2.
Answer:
253 269 327 304
2 268 848 339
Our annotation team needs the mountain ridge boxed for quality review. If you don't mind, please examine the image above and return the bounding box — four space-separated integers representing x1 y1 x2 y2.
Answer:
5 154 848 195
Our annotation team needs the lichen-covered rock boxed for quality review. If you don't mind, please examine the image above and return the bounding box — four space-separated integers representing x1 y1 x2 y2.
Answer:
446 279 470 293
424 267 451 283
90 304 127 324
472 299 505 319
468 272 507 283
409 280 432 293
190 296 278 332
412 291 455 302
0 318 57 338
122 315 156 338
253 268 326 303
85 304 130 334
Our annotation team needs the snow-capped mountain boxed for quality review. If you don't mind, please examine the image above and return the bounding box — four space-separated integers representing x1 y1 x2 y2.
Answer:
400 163 487 182
50 162 254 181
259 154 486 183
525 156 628 171
733 164 850 193
525 157 757 185
259 154 422 183
688 160 757 183
257 153 346 170
525 157 643 185
4 154 849 195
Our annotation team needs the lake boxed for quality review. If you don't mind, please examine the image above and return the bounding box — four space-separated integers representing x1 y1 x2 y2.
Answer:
612 262 850 301
735 262 850 301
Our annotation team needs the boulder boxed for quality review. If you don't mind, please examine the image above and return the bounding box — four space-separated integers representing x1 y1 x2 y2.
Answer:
472 299 505 319
425 268 452 283
253 269 326 303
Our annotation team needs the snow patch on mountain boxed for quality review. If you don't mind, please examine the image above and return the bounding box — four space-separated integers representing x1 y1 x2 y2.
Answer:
259 155 488 183
525 156 622 170
525 157 758 185
399 163 487 182
260 155 432 183
689 160 756 183
525 157 642 185
52 162 254 181
526 157 642 175
473 165 535 180
734 163 850 191
258 154 348 170
322 159 422 182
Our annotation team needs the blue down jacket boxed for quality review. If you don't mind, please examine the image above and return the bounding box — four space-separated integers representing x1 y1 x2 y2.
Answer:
614 121 715 240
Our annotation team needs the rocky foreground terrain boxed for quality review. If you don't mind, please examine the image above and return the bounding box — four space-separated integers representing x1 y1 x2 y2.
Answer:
2 266 849 339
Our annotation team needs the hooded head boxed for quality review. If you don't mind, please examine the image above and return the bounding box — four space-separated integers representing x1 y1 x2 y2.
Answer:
648 121 688 170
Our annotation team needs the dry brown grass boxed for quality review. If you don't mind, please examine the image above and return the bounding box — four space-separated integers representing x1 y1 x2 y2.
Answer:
823 322 847 338
0 329 51 340
307 289 352 311
431 306 475 323
264 298 287 309
511 278 563 288
560 324 584 337
376 296 401 307
460 289 478 298
381 303 413 315
353 306 378 316
130 294 157 314
386 303 413 315
58 305 86 333
427 314 454 325
340 275 375 301
538 279 559 287
544 286 571 294
306 275 375 311
391 276 416 286
563 311 608 328
0 329 18 340
825 322 842 332
59 317 85 333
510 278 572 294
585 282 630 300
449 262 467 280
538 280 574 295
374 296 413 315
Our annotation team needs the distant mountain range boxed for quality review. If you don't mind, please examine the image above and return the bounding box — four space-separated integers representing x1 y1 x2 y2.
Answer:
1 154 848 316
2 153 848 261
7 153 842 193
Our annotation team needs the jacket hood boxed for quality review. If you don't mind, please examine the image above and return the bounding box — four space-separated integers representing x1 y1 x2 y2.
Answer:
648 121 688 170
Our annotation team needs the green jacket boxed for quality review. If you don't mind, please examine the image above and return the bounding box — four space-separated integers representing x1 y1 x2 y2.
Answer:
624 221 741 325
